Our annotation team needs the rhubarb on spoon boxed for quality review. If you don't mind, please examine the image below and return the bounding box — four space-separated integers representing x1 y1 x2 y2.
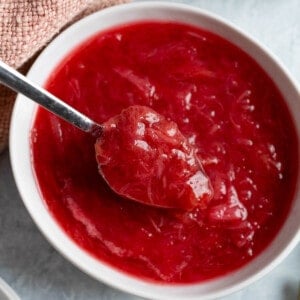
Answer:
95 105 212 209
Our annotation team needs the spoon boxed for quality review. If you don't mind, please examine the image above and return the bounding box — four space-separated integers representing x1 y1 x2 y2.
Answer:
0 60 102 137
0 60 212 210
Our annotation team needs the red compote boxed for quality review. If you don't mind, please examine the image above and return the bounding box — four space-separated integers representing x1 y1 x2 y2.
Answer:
96 105 212 209
31 22 298 283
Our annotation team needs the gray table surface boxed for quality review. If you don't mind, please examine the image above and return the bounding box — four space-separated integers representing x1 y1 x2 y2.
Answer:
1 0 300 299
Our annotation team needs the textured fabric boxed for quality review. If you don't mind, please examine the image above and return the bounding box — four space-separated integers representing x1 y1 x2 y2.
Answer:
0 0 127 153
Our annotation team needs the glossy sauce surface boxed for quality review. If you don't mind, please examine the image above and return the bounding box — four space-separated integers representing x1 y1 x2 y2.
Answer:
31 22 298 283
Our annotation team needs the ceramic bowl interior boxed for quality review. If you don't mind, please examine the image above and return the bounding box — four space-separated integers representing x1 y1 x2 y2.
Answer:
9 2 300 300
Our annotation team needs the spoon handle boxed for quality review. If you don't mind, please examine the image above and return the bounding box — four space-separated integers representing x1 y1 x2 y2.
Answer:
0 60 101 134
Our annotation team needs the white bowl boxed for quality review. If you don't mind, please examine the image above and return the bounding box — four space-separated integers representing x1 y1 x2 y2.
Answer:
9 2 300 300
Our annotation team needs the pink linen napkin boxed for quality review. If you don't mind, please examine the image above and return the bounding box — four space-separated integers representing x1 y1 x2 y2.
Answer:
0 0 127 153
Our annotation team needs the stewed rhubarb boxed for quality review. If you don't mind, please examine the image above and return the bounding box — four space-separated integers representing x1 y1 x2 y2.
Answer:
95 105 212 209
31 22 297 283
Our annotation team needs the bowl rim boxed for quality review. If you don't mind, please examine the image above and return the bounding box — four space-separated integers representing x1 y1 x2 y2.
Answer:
9 2 300 300
0 277 20 300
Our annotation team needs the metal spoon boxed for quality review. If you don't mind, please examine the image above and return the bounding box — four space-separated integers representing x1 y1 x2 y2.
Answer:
0 60 212 209
0 60 102 136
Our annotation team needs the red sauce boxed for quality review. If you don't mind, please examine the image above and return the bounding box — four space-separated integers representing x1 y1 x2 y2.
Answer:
96 105 212 209
31 22 298 283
